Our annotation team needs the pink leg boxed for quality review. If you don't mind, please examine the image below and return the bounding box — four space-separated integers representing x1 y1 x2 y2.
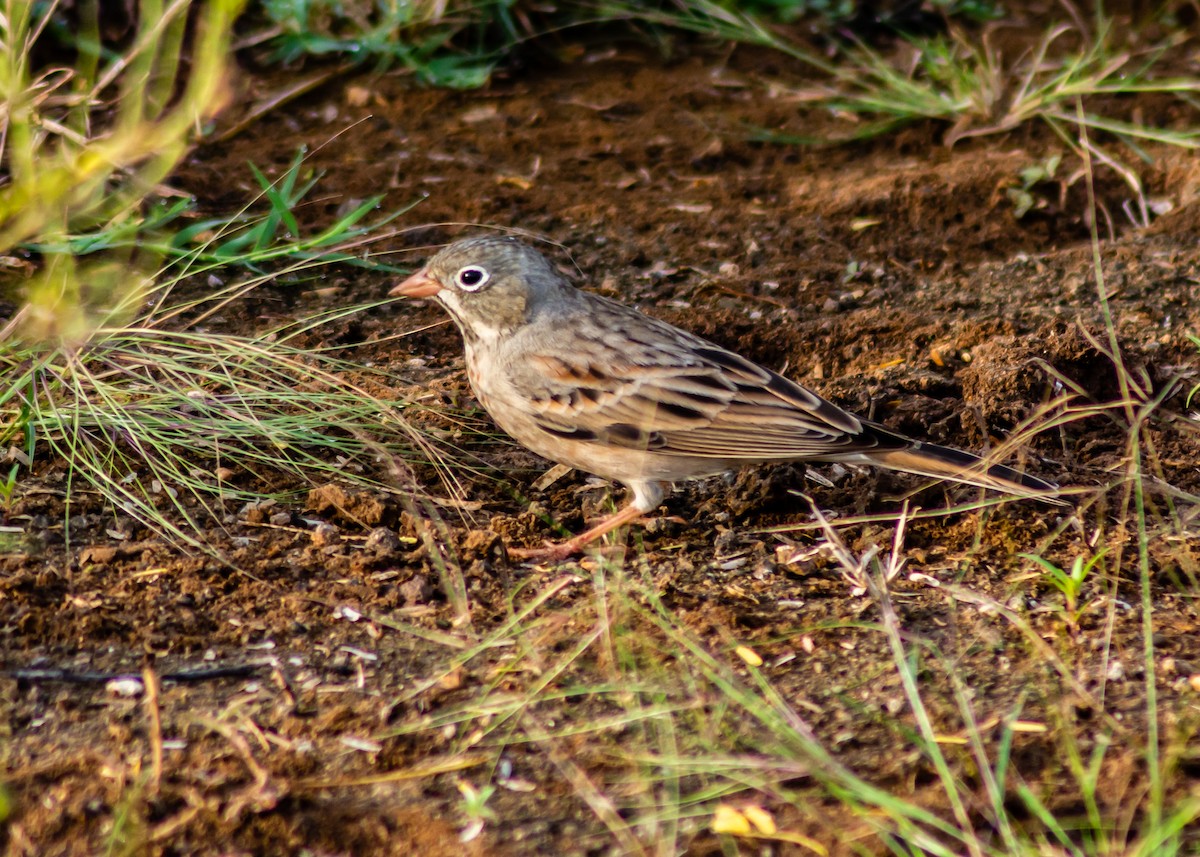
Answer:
508 501 647 562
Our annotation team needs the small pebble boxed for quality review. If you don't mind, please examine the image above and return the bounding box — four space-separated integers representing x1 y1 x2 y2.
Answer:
400 575 432 604
80 546 118 565
106 677 144 698
311 523 340 547
365 526 401 553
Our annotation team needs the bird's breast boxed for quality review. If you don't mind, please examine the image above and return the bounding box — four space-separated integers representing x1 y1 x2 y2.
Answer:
463 345 495 410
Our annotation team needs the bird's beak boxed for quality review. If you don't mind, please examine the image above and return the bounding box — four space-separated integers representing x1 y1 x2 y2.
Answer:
389 267 442 298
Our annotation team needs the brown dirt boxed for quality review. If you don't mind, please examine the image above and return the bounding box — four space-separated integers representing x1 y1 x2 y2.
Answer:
5 19 1200 857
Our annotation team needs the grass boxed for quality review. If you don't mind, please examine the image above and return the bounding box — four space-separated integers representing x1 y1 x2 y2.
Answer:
244 2 1199 236
645 6 1196 225
803 20 1199 148
252 0 1005 88
22 146 415 276
1018 548 1107 636
1 0 241 348
260 0 501 88
1 2 472 550
255 0 800 88
370 437 1198 854
1 155 469 549
2 309 457 547
0 0 244 269
371 509 1197 854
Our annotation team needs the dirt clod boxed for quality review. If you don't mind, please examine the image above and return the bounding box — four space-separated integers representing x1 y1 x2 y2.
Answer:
306 483 389 525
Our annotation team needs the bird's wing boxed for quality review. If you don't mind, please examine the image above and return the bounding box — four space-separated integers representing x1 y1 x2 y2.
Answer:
515 301 877 460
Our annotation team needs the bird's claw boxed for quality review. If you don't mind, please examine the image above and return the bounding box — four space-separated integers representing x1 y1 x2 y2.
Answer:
506 540 585 563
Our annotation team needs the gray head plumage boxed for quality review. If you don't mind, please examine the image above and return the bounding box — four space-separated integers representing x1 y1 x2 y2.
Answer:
396 235 575 338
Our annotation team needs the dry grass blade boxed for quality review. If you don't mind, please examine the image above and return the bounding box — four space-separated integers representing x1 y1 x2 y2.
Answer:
5 317 462 550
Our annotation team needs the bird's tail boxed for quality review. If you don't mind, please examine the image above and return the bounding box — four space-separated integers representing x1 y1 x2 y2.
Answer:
844 425 1065 505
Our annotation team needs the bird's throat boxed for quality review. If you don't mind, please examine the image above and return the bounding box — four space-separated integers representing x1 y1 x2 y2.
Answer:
440 290 528 346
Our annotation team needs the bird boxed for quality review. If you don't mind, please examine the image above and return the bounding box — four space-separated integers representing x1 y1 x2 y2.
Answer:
391 235 1060 560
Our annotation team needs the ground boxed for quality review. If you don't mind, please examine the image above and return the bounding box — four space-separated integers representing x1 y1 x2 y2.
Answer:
4 19 1200 857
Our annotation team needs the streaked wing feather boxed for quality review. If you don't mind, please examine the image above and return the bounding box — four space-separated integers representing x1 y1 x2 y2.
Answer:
522 306 867 460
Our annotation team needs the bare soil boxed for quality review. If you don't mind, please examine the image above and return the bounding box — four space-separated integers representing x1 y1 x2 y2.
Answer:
5 19 1200 857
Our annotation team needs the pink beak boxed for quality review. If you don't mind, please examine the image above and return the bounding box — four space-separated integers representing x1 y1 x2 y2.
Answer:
389 267 442 298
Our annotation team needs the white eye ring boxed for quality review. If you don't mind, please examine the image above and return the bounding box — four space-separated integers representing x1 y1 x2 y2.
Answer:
454 265 490 291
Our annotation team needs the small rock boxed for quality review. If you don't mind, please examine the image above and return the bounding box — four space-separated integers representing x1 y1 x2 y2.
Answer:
462 529 502 560
307 483 388 526
713 529 739 555
106 677 144 698
80 546 119 565
311 523 340 547
400 575 432 605
269 511 294 527
365 527 401 554
643 515 680 537
460 104 499 124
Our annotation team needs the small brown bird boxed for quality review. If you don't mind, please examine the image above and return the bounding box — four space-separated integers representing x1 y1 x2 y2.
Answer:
392 236 1058 560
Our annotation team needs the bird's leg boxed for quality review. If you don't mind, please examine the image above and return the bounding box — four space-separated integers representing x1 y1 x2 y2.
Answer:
507 501 648 562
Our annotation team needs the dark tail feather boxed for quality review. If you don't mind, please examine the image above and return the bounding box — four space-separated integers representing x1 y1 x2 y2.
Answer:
845 426 1065 506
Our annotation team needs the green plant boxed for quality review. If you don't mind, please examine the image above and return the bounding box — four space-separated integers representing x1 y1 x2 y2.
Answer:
22 147 416 275
1006 153 1063 218
811 20 1198 147
1 10 468 547
456 779 498 842
260 0 510 88
1020 549 1106 632
103 773 148 857
744 14 1199 226
1187 334 1200 407
0 0 246 343
1 4 462 549
252 0 1007 90
0 398 34 509
1 162 464 547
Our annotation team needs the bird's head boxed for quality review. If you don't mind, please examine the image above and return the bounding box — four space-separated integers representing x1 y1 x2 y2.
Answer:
390 235 570 339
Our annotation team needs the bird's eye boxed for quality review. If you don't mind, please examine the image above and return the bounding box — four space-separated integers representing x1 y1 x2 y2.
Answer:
455 266 489 291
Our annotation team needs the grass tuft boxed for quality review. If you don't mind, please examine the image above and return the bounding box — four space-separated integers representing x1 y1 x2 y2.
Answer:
3 314 453 547
2 2 461 550
1 154 465 548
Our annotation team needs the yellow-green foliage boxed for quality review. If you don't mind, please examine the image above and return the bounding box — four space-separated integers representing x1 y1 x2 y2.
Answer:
0 0 244 344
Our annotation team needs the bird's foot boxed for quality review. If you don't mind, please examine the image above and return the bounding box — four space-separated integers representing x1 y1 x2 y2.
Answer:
506 540 586 563
506 502 649 563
